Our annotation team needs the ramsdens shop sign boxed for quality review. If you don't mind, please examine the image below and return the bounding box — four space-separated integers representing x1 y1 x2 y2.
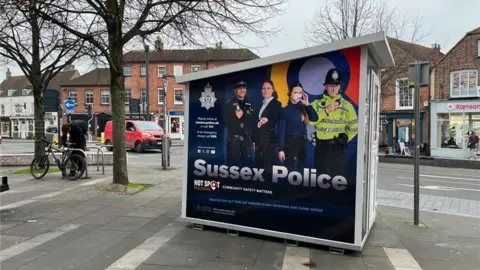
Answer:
447 103 480 111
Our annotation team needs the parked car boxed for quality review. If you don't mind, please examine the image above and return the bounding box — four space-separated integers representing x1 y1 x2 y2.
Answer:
45 125 58 142
103 120 171 152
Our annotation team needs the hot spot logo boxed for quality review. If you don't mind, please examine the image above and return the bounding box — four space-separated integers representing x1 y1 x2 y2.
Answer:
193 179 221 191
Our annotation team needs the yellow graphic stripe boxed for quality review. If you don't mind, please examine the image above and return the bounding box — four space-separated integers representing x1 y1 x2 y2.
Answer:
270 61 290 107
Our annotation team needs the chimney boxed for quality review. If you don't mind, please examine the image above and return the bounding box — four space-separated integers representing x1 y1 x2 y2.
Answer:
6 68 11 79
431 43 441 51
215 42 223 49
430 43 443 64
154 37 164 52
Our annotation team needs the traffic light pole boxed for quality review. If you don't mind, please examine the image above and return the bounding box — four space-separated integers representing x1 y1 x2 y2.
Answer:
162 76 169 170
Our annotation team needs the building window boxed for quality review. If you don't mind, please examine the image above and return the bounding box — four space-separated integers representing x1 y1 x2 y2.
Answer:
85 90 93 104
101 90 110 105
22 89 29 95
158 88 164 104
436 113 480 149
174 88 183 104
173 65 183 76
141 88 147 104
191 65 201 73
125 88 132 104
395 78 413 110
140 66 147 76
68 90 77 103
123 67 132 76
0 105 4 115
450 70 478 98
477 40 480 57
157 66 166 77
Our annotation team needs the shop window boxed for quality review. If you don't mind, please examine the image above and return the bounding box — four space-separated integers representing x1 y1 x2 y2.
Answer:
395 78 413 110
450 70 478 98
437 113 472 149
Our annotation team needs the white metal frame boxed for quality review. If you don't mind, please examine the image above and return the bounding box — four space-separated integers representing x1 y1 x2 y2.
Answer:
395 77 413 110
180 33 394 251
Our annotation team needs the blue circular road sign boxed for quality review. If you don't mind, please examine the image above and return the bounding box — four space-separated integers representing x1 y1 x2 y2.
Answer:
64 99 76 110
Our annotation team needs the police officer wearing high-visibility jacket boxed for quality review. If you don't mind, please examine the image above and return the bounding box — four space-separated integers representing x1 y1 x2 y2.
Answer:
222 80 255 167
310 68 358 176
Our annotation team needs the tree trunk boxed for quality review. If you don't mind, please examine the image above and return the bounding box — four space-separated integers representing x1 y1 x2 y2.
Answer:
33 85 45 157
30 0 44 158
110 46 129 185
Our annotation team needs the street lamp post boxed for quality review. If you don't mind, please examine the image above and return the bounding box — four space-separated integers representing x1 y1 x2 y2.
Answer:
144 45 150 120
161 74 174 169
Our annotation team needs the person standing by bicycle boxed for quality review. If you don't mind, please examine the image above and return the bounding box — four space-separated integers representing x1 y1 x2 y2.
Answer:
64 120 87 178
60 124 70 151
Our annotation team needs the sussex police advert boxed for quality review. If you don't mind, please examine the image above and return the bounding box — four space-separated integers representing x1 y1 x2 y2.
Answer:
186 47 361 243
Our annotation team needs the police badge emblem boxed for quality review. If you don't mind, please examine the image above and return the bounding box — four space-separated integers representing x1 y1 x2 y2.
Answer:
199 83 217 110
332 70 339 80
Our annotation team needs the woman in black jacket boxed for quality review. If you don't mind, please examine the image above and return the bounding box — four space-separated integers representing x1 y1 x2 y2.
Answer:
253 79 283 172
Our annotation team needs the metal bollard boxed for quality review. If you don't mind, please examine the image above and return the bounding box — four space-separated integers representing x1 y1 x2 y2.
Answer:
0 176 10 192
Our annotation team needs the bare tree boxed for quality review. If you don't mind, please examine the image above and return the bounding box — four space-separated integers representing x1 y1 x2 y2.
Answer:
0 0 89 157
33 0 287 185
304 0 430 87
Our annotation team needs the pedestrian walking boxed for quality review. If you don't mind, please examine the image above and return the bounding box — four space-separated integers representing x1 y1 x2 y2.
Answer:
467 130 478 160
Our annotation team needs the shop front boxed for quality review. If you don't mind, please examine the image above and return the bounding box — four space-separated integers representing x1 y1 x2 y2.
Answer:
168 110 184 140
379 112 426 154
430 100 480 158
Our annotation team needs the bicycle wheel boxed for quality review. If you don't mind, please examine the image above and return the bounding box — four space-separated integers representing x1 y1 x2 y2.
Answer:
30 155 50 179
63 154 86 181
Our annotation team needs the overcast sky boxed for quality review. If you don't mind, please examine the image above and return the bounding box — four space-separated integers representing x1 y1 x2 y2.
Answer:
1 0 479 83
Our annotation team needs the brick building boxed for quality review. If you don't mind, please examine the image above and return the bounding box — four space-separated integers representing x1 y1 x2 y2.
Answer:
379 37 443 154
430 26 480 158
60 43 259 139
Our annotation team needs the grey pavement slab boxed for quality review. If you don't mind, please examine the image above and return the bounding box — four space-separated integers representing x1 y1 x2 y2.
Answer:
82 194 130 206
1 201 75 222
100 216 153 231
310 251 367 270
72 229 157 270
31 225 99 252
252 241 285 270
0 221 23 232
1 219 68 238
0 235 31 250
70 207 128 225
124 206 173 218
0 250 46 270
17 229 131 270
362 255 395 270
42 204 104 221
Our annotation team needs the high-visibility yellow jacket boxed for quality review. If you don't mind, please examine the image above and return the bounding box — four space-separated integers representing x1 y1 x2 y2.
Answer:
309 93 358 142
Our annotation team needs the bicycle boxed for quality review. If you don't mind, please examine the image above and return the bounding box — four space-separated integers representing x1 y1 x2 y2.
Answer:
30 138 86 181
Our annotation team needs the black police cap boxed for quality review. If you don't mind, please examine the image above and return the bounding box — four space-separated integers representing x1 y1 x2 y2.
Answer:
323 69 342 85
235 81 247 88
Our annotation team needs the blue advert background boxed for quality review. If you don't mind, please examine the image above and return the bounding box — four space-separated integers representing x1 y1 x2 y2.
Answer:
186 47 361 243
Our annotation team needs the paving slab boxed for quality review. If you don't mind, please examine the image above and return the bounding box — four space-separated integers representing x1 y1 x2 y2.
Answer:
17 229 131 270
0 235 31 250
100 216 153 231
0 250 46 270
124 206 173 218
70 207 128 225
42 204 104 221
1 219 68 238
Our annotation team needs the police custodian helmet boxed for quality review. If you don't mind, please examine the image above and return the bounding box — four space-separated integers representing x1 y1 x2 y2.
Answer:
323 68 342 85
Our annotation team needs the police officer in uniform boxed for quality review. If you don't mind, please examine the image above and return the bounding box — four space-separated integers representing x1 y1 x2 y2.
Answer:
310 69 358 176
222 81 255 167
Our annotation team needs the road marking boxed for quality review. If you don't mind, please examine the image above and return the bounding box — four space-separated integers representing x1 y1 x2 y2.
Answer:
398 184 480 193
380 167 480 178
0 224 81 262
383 247 422 269
0 176 111 211
281 246 310 270
105 222 184 270
397 176 480 185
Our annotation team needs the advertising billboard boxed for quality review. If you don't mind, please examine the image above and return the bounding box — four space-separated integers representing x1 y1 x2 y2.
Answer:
185 46 361 244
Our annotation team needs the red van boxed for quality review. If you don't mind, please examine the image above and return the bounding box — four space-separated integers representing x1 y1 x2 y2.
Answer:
103 120 171 152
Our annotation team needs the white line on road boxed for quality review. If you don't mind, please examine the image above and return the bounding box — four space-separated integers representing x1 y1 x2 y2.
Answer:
0 176 111 211
383 247 422 270
397 176 480 186
379 167 480 178
281 246 311 270
105 222 184 270
0 224 81 262
398 183 480 193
